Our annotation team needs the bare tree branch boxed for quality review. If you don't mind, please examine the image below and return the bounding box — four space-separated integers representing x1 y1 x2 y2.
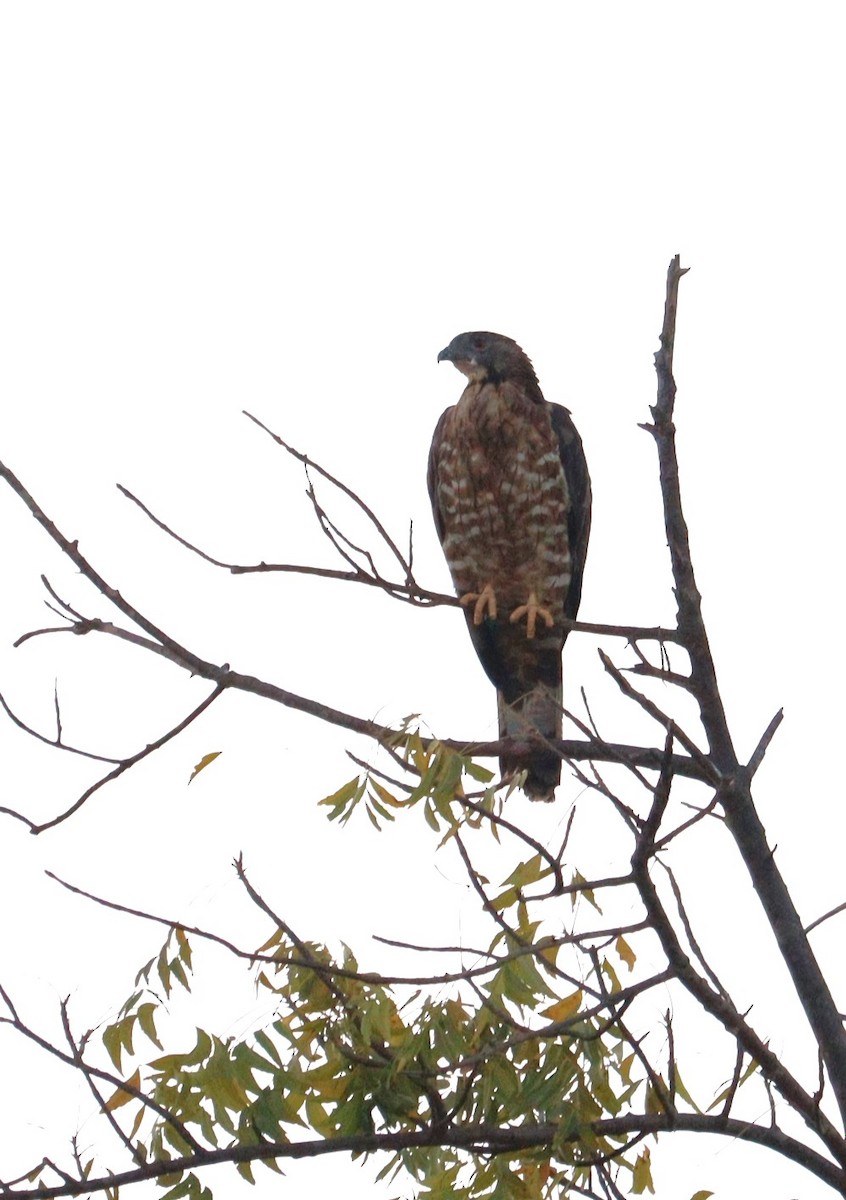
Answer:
647 255 846 1127
1 1113 844 1200
632 766 846 1163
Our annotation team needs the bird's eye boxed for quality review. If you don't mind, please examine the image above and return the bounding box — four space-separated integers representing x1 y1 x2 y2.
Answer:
471 336 487 351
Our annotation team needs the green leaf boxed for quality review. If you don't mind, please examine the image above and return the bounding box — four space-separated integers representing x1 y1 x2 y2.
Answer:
128 1105 145 1142
159 1176 189 1200
673 1067 703 1113
150 1028 212 1071
464 759 494 783
119 989 143 1017
632 1148 655 1194
134 955 157 986
137 1002 163 1050
169 958 190 992
102 1022 124 1072
304 1096 333 1137
119 1013 136 1059
708 1056 759 1111
366 789 397 825
423 797 441 832
491 885 519 912
645 1076 670 1114
318 775 364 822
253 1029 282 1066
571 870 603 913
503 854 547 889
157 942 172 997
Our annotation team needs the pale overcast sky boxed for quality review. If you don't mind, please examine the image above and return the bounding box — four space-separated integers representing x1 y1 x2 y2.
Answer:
1 4 844 1197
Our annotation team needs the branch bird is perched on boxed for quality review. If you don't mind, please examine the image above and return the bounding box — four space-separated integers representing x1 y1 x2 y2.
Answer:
428 332 591 800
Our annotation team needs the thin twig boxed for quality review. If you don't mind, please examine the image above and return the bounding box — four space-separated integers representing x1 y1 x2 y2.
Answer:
59 1000 145 1166
244 411 412 579
0 690 120 766
806 901 846 936
24 685 226 834
747 708 784 777
0 989 201 1154
598 650 716 780
45 869 600 990
720 1045 746 1118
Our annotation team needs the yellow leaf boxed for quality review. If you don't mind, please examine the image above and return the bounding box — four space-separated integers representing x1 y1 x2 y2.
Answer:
105 1068 141 1111
603 957 621 992
255 927 285 955
539 940 559 969
690 1192 714 1200
188 751 221 784
369 779 403 808
542 989 582 1022
616 935 636 970
619 1051 635 1084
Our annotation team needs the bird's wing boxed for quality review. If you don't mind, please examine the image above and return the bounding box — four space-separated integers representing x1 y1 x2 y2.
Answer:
550 402 592 621
426 406 453 546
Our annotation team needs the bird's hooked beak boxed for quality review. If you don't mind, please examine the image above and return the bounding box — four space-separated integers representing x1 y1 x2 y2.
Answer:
439 342 484 381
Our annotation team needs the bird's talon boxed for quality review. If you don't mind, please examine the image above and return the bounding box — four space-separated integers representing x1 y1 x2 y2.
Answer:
509 594 554 640
459 583 498 625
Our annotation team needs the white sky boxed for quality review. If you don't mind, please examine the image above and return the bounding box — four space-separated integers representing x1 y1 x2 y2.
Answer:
1 3 845 1198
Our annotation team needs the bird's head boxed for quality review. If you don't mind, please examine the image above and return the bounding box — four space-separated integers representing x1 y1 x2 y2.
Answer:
437 331 539 391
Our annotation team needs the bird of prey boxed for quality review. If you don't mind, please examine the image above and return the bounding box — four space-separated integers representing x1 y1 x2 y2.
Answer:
428 332 591 800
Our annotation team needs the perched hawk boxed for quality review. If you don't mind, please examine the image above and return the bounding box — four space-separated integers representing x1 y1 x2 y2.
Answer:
428 332 591 800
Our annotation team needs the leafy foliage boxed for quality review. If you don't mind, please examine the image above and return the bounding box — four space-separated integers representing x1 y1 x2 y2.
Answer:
90 744 678 1199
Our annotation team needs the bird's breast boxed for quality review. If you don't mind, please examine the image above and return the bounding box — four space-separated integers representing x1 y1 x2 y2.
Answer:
436 382 572 612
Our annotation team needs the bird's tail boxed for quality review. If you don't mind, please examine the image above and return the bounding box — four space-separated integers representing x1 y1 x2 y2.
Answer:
497 682 563 801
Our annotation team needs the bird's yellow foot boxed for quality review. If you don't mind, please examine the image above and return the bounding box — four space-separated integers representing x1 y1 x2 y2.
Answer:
509 592 554 640
459 583 498 625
